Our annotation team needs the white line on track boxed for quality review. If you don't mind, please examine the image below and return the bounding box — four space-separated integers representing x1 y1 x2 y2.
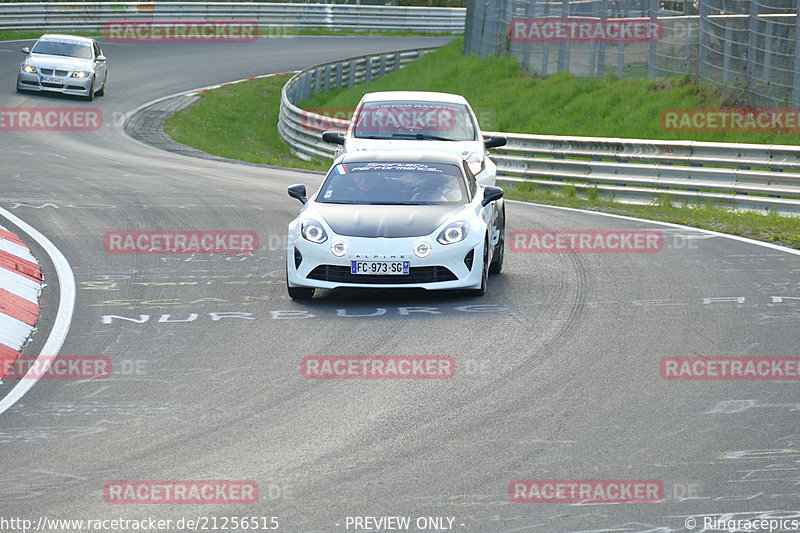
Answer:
506 199 800 257
0 207 76 416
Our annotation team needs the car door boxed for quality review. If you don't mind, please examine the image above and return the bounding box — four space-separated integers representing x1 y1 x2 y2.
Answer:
92 41 106 83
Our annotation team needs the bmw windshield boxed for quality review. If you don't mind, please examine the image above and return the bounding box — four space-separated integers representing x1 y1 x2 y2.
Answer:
317 162 468 205
352 101 477 141
31 39 93 59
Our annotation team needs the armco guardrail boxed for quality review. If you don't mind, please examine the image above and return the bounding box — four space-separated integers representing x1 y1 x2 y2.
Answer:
489 133 800 214
279 52 800 215
279 47 435 161
0 3 465 33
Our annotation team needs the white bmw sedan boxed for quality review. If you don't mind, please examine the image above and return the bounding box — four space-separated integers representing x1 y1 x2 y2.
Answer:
17 34 107 101
286 151 505 300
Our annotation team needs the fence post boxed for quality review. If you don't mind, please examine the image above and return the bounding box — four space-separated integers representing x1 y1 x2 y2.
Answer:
348 59 356 88
542 0 551 74
763 20 773 84
648 0 658 77
794 0 800 107
394 51 400 72
598 0 607 76
335 62 342 88
698 0 709 78
557 0 570 72
746 0 758 95
365 56 372 83
722 20 732 85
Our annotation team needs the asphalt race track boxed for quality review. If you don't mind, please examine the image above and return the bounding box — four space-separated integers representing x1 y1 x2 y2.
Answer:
1 35 799 533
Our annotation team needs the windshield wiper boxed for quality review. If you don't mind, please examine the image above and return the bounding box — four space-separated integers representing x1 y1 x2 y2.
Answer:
390 133 456 142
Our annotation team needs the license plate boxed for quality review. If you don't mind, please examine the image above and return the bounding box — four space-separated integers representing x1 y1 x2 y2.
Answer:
351 261 410 275
41 76 63 84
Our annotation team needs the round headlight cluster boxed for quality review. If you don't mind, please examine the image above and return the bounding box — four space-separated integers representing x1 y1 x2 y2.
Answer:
414 241 432 258
331 240 347 257
301 220 328 243
437 221 469 245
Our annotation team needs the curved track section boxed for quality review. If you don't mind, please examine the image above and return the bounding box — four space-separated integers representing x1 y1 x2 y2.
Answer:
1 36 798 532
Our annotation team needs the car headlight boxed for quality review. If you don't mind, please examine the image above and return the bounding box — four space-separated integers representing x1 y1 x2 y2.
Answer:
71 71 90 78
414 241 432 258
301 220 328 244
23 65 36 73
331 240 347 257
437 221 469 245
467 159 485 175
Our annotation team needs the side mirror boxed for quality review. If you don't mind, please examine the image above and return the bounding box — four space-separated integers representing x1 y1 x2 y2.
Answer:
22 47 30 54
95 55 107 62
481 186 504 207
484 135 507 149
322 131 345 145
288 184 307 204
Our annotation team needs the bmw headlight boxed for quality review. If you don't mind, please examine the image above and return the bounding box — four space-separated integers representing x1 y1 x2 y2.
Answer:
301 220 328 244
467 159 485 175
414 241 432 258
437 221 469 245
23 65 36 73
331 240 347 257
71 71 90 78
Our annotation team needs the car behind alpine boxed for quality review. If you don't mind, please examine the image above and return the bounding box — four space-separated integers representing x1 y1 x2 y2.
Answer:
286 151 505 300
17 34 107 100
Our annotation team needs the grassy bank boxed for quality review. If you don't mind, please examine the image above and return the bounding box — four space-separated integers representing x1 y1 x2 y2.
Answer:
163 39 800 249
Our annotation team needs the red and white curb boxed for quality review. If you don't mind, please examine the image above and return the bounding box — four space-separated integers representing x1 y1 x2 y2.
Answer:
0 224 43 381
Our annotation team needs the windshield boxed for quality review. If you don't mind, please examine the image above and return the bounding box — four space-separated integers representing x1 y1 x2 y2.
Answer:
317 162 468 205
31 39 93 59
352 101 477 141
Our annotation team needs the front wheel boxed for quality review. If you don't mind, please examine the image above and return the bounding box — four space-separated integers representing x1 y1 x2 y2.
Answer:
464 238 489 297
288 285 315 300
96 73 106 96
85 78 95 101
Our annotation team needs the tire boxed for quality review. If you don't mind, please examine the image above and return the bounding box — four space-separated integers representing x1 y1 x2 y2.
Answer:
464 238 489 297
85 78 94 101
288 285 315 300
96 73 106 96
489 212 505 275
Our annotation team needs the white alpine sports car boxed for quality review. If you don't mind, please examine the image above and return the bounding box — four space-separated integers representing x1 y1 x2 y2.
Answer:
286 151 505 299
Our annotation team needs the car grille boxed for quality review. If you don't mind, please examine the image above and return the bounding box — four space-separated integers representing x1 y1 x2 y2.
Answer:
308 265 457 284
41 81 65 88
40 68 68 76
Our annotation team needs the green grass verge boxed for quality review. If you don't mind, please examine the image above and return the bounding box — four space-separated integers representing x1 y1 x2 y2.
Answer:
505 183 800 249
163 38 800 249
304 39 800 145
164 74 330 171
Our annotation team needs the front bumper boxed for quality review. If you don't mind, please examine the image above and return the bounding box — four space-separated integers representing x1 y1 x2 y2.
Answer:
287 233 485 291
17 71 93 96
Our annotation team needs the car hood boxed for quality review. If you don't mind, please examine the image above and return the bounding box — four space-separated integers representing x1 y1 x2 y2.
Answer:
25 54 93 70
345 138 484 162
315 203 466 238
